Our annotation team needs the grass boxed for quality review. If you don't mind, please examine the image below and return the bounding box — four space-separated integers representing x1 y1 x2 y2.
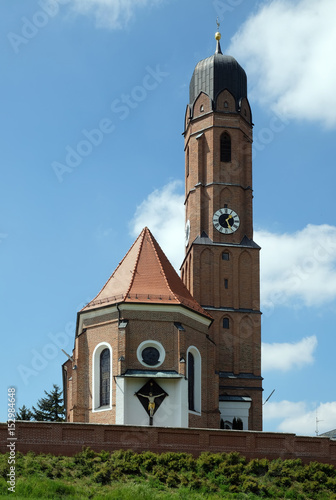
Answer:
0 449 335 499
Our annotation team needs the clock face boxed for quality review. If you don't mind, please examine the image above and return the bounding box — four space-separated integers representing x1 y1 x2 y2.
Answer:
213 208 240 234
185 220 190 246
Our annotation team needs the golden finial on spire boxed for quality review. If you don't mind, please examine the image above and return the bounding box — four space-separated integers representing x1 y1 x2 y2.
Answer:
215 17 221 40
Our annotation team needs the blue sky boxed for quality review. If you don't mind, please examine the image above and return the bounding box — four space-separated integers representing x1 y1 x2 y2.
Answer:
1 0 336 435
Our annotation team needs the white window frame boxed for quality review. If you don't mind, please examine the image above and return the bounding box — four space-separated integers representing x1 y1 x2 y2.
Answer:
187 346 201 414
92 342 112 412
137 340 165 368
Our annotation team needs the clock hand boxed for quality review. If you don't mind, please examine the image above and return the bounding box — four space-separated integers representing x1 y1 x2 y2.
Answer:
225 215 233 228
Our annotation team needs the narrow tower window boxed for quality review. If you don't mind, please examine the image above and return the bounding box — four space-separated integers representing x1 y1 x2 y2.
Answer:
220 132 231 162
186 147 189 177
223 318 230 329
224 279 228 289
222 252 230 261
100 348 110 407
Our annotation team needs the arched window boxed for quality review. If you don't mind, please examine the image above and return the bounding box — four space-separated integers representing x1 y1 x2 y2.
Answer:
188 352 195 411
92 343 112 411
187 346 201 413
223 318 230 329
220 132 231 162
100 349 110 407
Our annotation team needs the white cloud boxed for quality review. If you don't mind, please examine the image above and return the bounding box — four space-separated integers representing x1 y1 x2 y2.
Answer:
264 400 336 436
228 0 336 127
262 335 317 372
129 180 184 270
256 224 336 309
263 400 306 420
68 0 163 29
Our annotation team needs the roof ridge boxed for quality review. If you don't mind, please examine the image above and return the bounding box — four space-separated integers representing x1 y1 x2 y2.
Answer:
81 229 145 311
145 229 212 319
146 228 179 302
124 227 147 298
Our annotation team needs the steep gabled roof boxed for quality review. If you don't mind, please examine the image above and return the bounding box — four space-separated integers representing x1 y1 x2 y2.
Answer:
81 227 212 320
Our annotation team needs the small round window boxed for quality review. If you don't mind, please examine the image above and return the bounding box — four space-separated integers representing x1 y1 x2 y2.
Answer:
137 341 165 368
142 347 160 366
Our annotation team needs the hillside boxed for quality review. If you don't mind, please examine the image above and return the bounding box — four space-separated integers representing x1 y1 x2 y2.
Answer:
1 448 336 499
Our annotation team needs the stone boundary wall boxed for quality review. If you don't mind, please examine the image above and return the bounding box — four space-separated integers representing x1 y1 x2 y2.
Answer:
1 422 335 466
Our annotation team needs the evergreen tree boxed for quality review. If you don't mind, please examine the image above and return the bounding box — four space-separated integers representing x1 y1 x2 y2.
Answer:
32 384 65 421
232 417 244 430
16 405 33 421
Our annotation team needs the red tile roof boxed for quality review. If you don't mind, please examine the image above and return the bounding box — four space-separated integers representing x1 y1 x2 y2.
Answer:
81 227 212 320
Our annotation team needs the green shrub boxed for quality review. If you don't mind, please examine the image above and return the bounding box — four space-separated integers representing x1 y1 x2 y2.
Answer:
217 461 244 478
196 452 224 474
93 463 111 485
188 474 203 490
0 458 9 479
225 451 246 465
166 471 179 487
152 464 167 483
227 471 242 486
242 477 260 494
99 450 111 462
228 484 240 493
157 452 195 472
326 477 336 493
109 449 141 475
245 457 269 476
280 476 292 487
284 488 304 499
268 459 284 478
302 479 321 493
308 461 336 479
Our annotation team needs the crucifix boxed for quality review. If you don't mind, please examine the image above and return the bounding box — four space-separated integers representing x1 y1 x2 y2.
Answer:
135 379 168 426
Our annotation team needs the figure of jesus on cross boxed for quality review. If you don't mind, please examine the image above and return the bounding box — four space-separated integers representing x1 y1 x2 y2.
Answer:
137 391 165 418
135 379 168 425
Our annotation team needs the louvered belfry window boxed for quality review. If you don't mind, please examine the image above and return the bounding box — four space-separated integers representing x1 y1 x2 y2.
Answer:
100 348 110 407
220 132 231 162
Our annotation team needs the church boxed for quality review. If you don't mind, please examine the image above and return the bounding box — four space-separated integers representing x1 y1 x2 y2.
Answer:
62 28 263 431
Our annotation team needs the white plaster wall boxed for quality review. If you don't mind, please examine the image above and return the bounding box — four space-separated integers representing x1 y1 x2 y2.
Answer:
115 377 188 427
115 377 125 425
219 401 251 430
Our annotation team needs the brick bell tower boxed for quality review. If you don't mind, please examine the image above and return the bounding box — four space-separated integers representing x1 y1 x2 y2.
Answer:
181 27 263 430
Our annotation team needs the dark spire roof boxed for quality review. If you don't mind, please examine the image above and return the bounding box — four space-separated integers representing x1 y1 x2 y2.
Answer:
215 37 222 55
189 31 247 111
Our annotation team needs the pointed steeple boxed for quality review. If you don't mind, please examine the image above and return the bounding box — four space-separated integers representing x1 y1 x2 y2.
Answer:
215 18 222 54
82 227 212 320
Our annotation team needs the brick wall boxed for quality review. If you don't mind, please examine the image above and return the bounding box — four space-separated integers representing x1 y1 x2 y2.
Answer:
1 422 335 466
